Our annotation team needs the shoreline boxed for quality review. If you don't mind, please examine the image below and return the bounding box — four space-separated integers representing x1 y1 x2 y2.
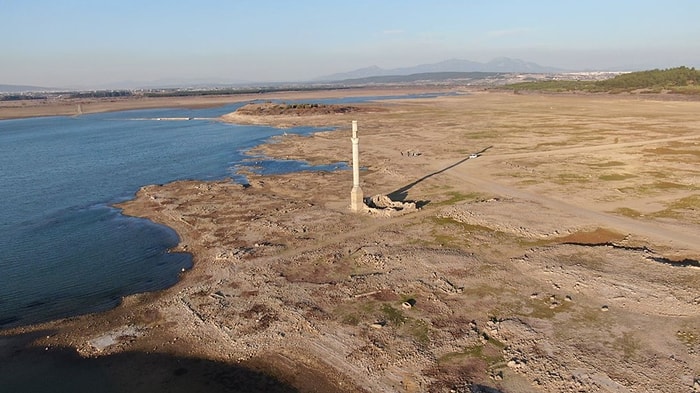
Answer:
0 87 429 331
2 90 699 392
4 86 698 122
0 86 457 120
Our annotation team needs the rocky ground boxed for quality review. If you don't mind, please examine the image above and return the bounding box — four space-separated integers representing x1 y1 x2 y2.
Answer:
1 90 699 392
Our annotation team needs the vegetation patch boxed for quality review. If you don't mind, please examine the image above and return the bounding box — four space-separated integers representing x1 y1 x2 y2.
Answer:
570 307 604 325
652 181 693 190
523 296 573 319
432 216 494 233
643 147 700 161
340 313 361 326
335 299 378 326
504 66 700 95
440 338 506 368
517 179 540 186
407 318 431 345
643 170 672 179
434 191 485 206
613 332 640 361
464 130 496 140
429 216 504 249
282 253 352 284
598 173 636 181
590 162 629 170
620 181 692 195
429 232 467 249
554 173 591 184
460 283 504 298
534 140 571 149
667 194 700 209
612 207 644 218
651 195 700 219
381 303 407 325
235 102 378 116
379 303 432 344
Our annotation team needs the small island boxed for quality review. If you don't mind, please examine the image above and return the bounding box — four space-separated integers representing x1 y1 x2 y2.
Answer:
220 101 386 128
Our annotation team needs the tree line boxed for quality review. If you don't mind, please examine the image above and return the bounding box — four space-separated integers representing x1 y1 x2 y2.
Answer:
506 66 700 95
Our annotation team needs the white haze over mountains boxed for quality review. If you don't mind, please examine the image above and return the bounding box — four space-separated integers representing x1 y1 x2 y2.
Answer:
0 56 660 92
315 57 566 81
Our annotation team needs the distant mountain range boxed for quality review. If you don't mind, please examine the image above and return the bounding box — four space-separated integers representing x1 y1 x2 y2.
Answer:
2 57 566 93
316 57 565 81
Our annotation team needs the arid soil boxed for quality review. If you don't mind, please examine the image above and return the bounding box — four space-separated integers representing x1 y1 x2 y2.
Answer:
1 90 699 393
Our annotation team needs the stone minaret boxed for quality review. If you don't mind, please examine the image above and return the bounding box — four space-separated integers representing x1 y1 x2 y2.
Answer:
350 120 364 212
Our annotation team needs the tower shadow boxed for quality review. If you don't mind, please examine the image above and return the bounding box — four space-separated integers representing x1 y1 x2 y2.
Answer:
387 146 492 205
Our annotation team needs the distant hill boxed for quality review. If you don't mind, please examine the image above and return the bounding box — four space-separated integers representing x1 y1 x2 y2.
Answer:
316 57 564 81
505 66 700 95
333 71 503 85
0 84 60 93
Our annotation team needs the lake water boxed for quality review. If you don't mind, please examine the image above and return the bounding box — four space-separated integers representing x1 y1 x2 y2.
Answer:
0 102 351 329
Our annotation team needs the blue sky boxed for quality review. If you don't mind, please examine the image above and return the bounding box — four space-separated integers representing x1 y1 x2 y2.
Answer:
2 0 699 88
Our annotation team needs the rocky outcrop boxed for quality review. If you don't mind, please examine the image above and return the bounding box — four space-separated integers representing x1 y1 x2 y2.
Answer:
365 194 417 216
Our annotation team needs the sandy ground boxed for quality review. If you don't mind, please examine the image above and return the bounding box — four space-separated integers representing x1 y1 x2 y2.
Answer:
1 90 699 393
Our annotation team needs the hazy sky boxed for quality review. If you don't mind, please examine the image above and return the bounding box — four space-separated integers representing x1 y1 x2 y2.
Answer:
2 0 699 88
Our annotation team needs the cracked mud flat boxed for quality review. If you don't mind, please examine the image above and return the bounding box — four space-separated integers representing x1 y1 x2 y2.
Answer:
1 90 699 392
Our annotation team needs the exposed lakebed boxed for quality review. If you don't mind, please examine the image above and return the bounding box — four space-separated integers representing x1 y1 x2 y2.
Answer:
0 102 350 329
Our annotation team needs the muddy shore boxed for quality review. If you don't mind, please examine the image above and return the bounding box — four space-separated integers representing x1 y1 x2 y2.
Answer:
1 90 699 392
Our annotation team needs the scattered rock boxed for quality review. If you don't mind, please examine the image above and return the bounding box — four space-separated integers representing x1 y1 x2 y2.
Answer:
370 321 386 329
366 194 417 211
369 194 394 209
507 359 525 369
88 326 142 352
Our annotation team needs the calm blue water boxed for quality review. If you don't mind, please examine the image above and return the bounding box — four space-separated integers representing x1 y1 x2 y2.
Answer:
0 103 348 329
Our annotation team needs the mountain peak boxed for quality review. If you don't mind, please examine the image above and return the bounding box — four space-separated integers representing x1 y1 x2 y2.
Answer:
316 57 564 81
